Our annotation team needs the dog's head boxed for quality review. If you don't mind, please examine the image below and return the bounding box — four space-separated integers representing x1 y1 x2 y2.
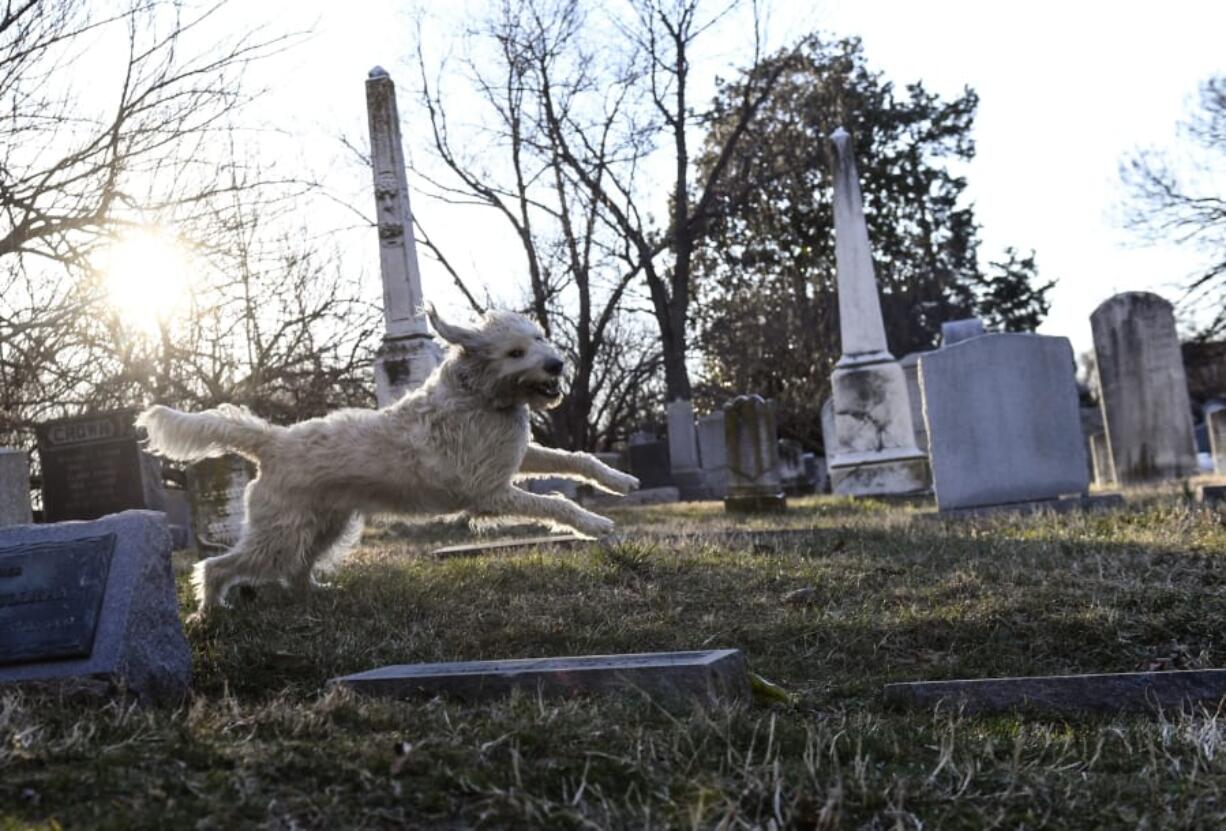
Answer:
427 306 566 411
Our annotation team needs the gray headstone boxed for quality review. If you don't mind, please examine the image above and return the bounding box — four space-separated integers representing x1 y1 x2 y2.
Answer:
627 441 672 489
778 439 807 495
696 413 728 499
1091 292 1198 484
0 449 32 528
919 333 1089 511
723 395 786 513
160 486 193 550
0 511 190 702
898 353 931 453
36 411 165 522
1207 402 1226 476
819 397 835 459
940 317 986 347
1089 431 1115 486
666 399 700 471
331 649 749 708
186 455 253 549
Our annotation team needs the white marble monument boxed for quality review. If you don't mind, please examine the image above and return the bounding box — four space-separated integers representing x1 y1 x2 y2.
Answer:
666 399 705 499
826 128 929 495
366 67 443 407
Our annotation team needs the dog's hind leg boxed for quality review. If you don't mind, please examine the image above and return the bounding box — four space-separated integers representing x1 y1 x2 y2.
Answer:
285 512 363 592
483 486 615 537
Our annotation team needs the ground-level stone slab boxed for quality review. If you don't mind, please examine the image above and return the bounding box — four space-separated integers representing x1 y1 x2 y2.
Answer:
885 667 1226 715
331 649 749 707
916 493 1124 522
0 511 190 703
430 535 595 558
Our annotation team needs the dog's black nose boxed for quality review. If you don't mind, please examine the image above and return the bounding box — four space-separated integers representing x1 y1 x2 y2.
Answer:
544 358 564 376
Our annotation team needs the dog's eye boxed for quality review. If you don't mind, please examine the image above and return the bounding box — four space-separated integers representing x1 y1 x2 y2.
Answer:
508 348 526 359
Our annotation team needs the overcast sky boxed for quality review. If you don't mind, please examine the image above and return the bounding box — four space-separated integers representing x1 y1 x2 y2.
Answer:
243 0 1225 355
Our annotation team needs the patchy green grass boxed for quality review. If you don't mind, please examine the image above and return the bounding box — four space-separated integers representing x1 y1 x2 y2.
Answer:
4 492 1226 828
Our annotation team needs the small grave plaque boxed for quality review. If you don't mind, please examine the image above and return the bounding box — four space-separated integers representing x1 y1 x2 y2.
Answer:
0 535 114 665
36 411 164 522
331 649 749 707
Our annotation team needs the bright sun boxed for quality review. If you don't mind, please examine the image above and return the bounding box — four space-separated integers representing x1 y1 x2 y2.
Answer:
98 228 193 334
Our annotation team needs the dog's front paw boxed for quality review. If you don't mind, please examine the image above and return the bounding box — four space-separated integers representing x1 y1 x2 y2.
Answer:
577 513 616 537
602 470 640 495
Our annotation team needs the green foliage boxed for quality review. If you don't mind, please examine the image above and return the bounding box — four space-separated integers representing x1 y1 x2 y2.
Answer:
693 36 1054 449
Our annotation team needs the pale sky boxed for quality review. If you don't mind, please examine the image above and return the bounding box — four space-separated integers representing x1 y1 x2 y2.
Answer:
202 1 1226 354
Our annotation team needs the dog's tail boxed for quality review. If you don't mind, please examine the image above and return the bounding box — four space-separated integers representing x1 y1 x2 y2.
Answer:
136 404 277 463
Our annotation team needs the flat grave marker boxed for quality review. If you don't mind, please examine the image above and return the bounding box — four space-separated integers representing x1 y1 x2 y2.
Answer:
331 649 749 708
430 534 595 558
0 510 190 702
885 667 1226 715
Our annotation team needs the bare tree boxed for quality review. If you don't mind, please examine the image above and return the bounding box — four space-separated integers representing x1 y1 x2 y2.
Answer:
1121 75 1226 338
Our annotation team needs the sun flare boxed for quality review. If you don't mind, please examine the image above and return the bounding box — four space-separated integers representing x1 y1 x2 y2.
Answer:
98 228 193 333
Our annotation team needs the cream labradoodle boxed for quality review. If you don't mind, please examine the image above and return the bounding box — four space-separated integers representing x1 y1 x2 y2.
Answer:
137 308 639 618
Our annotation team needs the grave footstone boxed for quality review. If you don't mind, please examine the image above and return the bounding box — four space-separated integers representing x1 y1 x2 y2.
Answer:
0 510 190 702
0 449 32 528
186 455 253 549
331 649 749 708
36 411 166 523
1091 292 1198 484
1207 402 1226 475
920 333 1091 512
723 395 786 513
940 317 986 346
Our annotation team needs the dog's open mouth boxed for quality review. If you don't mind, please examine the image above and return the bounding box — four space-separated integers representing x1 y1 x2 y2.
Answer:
528 380 562 398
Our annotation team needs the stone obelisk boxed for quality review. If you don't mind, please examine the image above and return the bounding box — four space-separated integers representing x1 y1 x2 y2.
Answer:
366 67 443 407
827 127 929 495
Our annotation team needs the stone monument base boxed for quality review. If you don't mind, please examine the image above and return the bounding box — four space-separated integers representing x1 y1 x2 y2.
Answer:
724 492 787 514
374 334 444 407
830 453 930 496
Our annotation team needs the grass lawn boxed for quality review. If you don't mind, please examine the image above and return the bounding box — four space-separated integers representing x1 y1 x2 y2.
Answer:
3 491 1226 828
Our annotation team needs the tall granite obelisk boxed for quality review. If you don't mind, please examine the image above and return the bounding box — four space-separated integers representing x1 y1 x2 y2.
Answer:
827 127 929 495
366 67 443 407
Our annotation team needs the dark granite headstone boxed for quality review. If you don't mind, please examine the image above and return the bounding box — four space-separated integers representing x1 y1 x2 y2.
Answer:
36 411 165 522
0 511 190 702
331 649 749 708
627 440 673 489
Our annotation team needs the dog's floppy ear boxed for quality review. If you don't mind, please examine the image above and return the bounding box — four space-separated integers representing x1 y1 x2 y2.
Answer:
426 304 484 350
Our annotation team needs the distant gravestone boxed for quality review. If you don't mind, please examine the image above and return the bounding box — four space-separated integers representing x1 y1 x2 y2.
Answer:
0 449 32 528
1091 292 1198 484
431 535 593 558
819 397 836 462
523 476 580 499
778 439 808 495
941 317 986 347
186 455 253 549
723 395 786 513
36 411 165 523
920 333 1089 512
666 399 705 499
331 649 749 708
898 353 931 453
627 440 672 490
0 511 190 702
697 412 728 498
1089 431 1115 486
1207 402 1226 475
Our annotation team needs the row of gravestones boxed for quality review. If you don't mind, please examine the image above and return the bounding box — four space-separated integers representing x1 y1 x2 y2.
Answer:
0 410 253 549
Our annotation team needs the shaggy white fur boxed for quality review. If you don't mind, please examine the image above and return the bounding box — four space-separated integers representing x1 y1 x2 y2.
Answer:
137 308 639 618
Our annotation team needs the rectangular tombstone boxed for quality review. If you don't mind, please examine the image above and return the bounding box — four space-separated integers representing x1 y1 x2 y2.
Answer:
186 455 253 549
0 449 32 527
331 649 749 708
723 395 786 513
898 353 931 453
0 511 190 702
36 411 165 523
1089 431 1115 486
1208 404 1226 475
666 399 700 471
627 440 673 489
778 439 808 495
1091 292 1198 484
940 317 986 347
920 333 1089 511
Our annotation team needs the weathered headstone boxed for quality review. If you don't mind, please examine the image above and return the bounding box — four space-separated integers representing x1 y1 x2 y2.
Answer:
1089 431 1115 487
0 449 32 528
941 317 986 347
627 440 672 489
186 455 253 549
0 511 190 702
898 353 931 453
1207 401 1226 475
666 399 706 499
920 333 1090 512
36 411 165 523
696 412 728 499
366 68 444 406
331 649 749 708
723 395 786 513
1091 292 1198 484
826 128 929 495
